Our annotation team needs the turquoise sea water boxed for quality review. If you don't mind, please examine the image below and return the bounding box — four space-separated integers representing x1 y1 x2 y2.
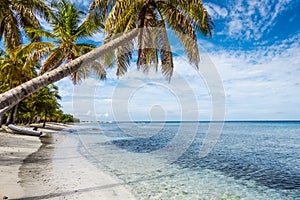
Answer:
75 122 300 199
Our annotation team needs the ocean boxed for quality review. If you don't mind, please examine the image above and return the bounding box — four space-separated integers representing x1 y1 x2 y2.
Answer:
74 121 300 199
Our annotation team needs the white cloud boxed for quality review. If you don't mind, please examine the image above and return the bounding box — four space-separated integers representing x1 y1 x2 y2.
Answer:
206 33 300 119
56 19 300 121
205 3 228 19
72 0 91 9
89 32 106 42
216 0 293 40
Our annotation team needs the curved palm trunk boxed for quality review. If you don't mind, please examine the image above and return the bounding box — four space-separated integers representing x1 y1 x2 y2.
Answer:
0 29 138 110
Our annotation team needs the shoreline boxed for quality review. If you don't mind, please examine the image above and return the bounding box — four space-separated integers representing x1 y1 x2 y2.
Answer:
0 123 136 200
0 125 41 199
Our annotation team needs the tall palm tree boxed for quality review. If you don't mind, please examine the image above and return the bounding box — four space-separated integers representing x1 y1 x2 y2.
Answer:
25 0 106 84
0 0 213 110
0 0 50 50
89 0 214 80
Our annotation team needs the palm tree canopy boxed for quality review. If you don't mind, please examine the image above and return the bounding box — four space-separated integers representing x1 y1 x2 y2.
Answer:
25 0 106 84
0 0 51 50
0 0 215 110
0 27 138 111
0 46 40 89
90 0 214 80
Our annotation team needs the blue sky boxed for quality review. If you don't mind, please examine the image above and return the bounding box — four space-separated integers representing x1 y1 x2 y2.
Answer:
42 0 300 121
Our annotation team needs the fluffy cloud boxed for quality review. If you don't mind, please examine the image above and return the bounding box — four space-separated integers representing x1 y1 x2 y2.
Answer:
207 0 294 41
57 31 300 121
53 0 299 121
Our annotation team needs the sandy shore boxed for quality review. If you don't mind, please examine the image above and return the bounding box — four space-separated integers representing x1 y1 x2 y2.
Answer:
0 123 136 200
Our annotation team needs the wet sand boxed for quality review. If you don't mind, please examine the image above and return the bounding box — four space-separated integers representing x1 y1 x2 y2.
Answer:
0 123 136 200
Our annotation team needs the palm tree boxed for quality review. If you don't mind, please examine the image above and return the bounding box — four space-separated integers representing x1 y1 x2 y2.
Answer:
17 84 61 125
31 84 61 127
25 0 106 84
0 0 50 50
0 0 213 110
0 28 138 111
89 0 214 80
0 47 41 124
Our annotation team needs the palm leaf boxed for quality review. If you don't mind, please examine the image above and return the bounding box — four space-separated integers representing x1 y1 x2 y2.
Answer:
76 10 104 39
24 0 52 22
101 33 116 67
16 41 55 65
157 20 173 81
115 40 134 77
70 70 85 84
158 2 200 68
89 61 106 80
137 2 159 72
88 0 116 20
13 2 40 28
40 48 66 74
171 0 214 37
74 43 96 55
105 0 137 32
25 27 58 40
1 12 22 50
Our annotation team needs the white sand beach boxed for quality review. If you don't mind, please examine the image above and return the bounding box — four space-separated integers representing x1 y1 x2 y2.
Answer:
0 123 136 200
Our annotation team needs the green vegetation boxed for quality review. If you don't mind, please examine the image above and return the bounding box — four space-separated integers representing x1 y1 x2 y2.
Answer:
19 85 79 124
0 0 213 122
25 0 106 84
93 0 214 80
0 1 81 125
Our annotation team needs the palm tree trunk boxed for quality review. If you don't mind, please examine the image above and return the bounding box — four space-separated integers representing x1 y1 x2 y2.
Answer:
5 105 17 125
43 111 47 128
12 103 19 124
0 29 138 110
0 116 3 128
0 103 18 116
0 104 16 127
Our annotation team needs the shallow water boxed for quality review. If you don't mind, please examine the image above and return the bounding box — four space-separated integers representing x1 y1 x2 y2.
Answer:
75 122 300 199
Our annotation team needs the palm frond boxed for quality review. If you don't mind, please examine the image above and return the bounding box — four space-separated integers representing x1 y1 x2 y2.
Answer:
88 0 116 19
74 43 96 55
101 33 116 67
89 61 106 80
16 41 55 65
40 48 66 74
115 40 134 77
76 9 104 39
70 66 90 84
13 2 40 28
51 0 81 38
137 2 159 72
24 0 52 22
158 3 200 68
25 44 55 66
157 20 173 81
113 4 138 33
1 12 22 50
171 0 214 37
105 0 136 32
25 27 57 40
